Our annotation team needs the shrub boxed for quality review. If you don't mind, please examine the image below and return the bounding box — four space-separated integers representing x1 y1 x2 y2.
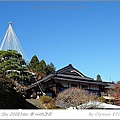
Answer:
39 95 55 109
39 95 53 104
46 101 55 109
55 87 97 109
97 97 106 103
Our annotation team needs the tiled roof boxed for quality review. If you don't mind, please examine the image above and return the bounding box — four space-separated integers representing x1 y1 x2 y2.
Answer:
25 64 107 91
105 83 116 89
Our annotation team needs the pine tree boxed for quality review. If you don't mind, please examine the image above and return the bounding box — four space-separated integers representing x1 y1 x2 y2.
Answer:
0 70 27 109
36 60 47 76
46 62 55 75
28 55 39 71
96 74 102 81
0 50 34 86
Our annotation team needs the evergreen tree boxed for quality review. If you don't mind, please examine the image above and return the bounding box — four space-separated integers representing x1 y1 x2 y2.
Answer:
0 50 26 71
28 55 39 70
96 74 102 81
28 55 56 78
46 62 55 75
0 70 27 109
117 81 120 84
36 60 47 76
0 50 34 86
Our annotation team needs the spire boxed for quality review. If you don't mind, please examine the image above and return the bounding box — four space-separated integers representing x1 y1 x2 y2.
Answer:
0 22 28 61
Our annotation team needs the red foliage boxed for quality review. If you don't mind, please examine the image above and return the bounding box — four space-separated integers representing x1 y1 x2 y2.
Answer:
112 84 120 106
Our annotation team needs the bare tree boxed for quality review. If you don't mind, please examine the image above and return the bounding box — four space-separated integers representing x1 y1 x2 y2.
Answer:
55 87 97 109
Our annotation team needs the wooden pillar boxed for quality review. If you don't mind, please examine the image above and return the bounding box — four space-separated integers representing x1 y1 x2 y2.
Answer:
52 84 56 95
68 82 69 88
79 82 81 89
47 81 48 88
89 84 90 89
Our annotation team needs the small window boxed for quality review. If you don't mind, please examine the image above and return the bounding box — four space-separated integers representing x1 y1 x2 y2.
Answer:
71 84 77 87
82 85 88 89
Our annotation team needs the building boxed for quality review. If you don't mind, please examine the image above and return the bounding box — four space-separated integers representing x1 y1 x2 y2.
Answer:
24 64 108 98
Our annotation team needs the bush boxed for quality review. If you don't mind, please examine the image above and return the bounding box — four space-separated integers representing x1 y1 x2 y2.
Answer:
39 95 55 109
55 87 97 109
97 97 106 103
39 95 53 104
46 101 55 109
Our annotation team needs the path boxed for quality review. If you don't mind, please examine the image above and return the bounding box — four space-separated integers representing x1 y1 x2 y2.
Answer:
26 99 43 109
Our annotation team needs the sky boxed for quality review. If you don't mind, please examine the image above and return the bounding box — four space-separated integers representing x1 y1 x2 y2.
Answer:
0 1 120 82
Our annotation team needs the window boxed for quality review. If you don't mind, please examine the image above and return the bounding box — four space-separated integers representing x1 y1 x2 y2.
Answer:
56 87 68 94
71 84 77 87
82 85 88 89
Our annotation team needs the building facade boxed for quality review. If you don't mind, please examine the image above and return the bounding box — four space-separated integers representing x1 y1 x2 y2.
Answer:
25 64 108 98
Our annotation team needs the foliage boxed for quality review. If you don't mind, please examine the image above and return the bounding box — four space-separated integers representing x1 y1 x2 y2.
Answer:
0 50 55 87
46 62 55 76
97 97 106 103
39 95 55 109
117 81 120 84
46 100 55 109
0 70 27 109
111 84 120 106
39 95 53 104
111 81 115 84
0 50 35 86
55 87 97 109
28 55 39 70
28 55 55 78
36 60 47 76
0 50 26 71
96 74 102 81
